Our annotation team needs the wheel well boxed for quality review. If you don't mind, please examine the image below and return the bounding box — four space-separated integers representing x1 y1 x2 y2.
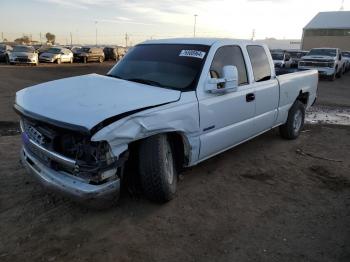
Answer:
297 91 309 106
167 132 187 172
127 132 188 173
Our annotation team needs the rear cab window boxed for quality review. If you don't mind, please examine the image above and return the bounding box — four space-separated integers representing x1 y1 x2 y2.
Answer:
247 45 272 82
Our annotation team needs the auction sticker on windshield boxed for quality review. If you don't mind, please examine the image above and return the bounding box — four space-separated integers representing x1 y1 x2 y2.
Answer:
179 50 206 59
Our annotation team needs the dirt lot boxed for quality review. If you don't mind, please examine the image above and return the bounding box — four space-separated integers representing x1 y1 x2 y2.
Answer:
0 64 350 262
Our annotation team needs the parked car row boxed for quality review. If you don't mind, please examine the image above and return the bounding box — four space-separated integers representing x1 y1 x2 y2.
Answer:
0 43 127 66
271 48 350 81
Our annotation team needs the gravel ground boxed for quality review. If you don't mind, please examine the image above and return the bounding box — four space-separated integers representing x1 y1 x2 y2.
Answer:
0 63 349 262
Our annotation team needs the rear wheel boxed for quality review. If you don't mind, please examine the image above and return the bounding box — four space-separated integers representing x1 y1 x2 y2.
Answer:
279 100 305 140
138 134 177 202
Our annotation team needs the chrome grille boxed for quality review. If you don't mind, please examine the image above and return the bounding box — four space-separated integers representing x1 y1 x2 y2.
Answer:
23 121 46 145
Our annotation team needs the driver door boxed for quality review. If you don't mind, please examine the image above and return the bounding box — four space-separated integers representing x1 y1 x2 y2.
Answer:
198 45 256 160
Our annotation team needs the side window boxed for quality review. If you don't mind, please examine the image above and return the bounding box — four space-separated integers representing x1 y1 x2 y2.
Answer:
210 46 248 85
247 45 271 82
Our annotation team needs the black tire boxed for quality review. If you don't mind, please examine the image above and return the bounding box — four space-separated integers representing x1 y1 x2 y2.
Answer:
336 67 341 78
5 55 9 64
279 100 305 140
329 73 336 81
138 134 177 202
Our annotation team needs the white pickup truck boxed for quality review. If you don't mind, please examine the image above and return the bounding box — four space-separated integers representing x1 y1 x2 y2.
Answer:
298 48 346 81
15 38 318 207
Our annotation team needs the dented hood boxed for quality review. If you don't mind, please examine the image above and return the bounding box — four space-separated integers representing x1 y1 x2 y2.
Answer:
15 73 181 131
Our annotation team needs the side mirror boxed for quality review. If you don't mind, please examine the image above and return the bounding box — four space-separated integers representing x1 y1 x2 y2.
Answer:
206 65 239 93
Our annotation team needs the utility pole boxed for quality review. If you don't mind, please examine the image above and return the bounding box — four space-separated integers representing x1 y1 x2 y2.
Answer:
70 32 73 46
193 14 198 37
251 29 256 41
95 21 98 46
1 32 3 42
340 0 345 10
40 32 42 44
125 33 129 47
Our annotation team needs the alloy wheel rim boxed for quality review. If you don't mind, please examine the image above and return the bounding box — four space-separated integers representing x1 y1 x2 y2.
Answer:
293 110 303 133
164 146 174 184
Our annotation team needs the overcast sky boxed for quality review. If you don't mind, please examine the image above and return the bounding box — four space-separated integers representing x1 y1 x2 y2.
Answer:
0 0 349 45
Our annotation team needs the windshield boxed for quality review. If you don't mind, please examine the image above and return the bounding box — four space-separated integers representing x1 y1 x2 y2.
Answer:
80 48 90 53
47 48 62 54
289 52 304 58
13 46 34 53
272 53 284 60
342 52 350 58
308 49 336 57
107 44 210 91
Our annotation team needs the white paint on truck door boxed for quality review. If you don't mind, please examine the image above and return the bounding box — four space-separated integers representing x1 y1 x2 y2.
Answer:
197 45 256 160
246 45 279 132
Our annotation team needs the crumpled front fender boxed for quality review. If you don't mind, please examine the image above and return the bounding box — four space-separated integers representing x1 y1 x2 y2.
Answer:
91 92 201 166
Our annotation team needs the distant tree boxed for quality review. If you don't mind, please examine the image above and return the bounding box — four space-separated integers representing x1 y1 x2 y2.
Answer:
14 36 31 44
45 32 56 44
3 38 8 42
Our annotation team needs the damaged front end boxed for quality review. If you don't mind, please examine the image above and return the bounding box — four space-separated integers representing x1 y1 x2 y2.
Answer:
19 116 127 205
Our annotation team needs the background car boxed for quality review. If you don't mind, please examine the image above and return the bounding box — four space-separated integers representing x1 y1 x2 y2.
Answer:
103 46 126 61
74 47 105 63
9 45 38 65
342 51 350 72
271 50 292 68
0 44 13 64
288 50 309 68
39 47 73 64
299 48 345 80
64 45 82 53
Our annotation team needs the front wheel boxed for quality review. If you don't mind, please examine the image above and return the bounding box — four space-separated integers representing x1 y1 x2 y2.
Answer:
329 73 336 81
138 134 177 202
279 100 305 140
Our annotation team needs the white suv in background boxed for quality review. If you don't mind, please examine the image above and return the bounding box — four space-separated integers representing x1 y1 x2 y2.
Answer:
39 47 73 64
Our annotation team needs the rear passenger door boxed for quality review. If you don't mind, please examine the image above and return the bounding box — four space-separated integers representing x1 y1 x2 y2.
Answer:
198 45 256 160
246 45 279 133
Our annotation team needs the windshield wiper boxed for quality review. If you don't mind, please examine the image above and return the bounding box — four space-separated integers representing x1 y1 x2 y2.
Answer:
126 78 164 87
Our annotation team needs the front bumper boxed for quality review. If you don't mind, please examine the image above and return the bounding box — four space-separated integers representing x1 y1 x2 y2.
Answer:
10 58 37 64
21 147 120 203
298 66 335 76
39 57 55 63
